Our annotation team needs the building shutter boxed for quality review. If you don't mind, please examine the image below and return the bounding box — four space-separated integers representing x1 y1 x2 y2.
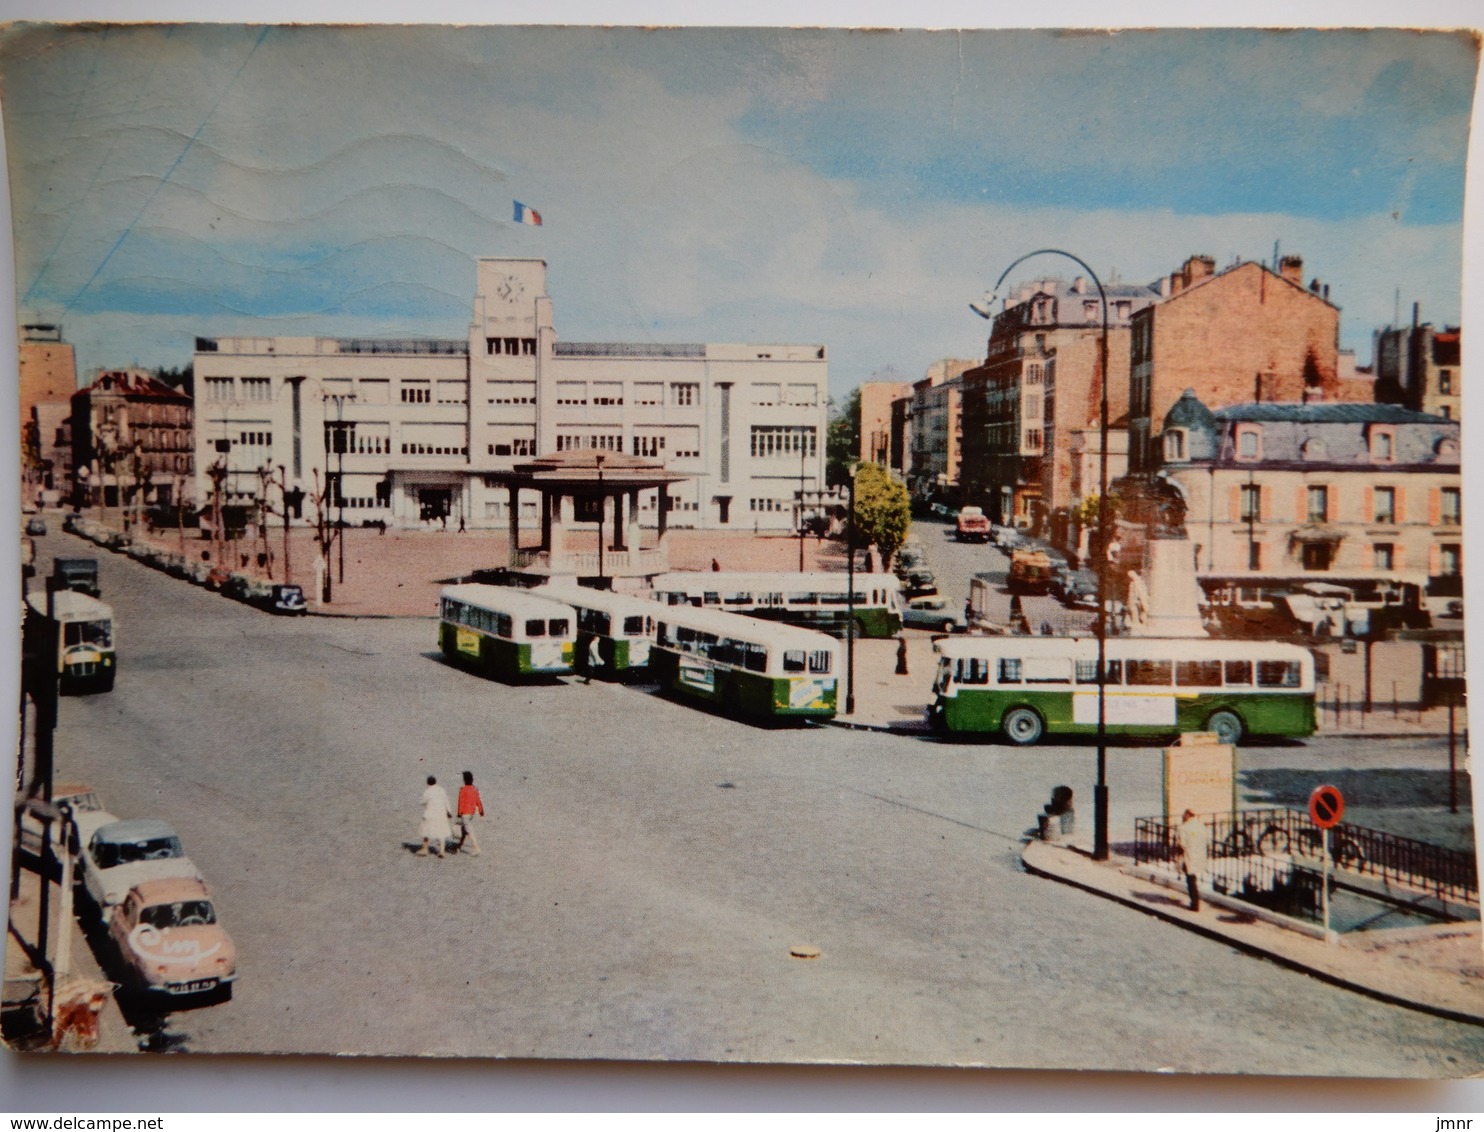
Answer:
1325 486 1335 522
1428 544 1439 576
1363 486 1374 523
1295 485 1307 523
1429 487 1441 526
1259 485 1272 523
1361 543 1373 569
1394 487 1405 524
1229 484 1241 523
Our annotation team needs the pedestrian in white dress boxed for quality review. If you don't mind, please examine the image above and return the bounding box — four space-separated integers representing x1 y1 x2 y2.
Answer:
418 775 453 858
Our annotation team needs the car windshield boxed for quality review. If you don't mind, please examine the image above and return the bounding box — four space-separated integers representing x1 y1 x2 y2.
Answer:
138 899 216 928
63 621 112 648
96 835 182 868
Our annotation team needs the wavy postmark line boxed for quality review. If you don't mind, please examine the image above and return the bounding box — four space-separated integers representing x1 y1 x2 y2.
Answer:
128 921 222 966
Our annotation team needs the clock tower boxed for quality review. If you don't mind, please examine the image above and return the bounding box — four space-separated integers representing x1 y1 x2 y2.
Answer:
470 257 552 468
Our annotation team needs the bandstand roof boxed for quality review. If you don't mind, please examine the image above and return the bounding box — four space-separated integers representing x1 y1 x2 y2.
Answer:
482 449 691 491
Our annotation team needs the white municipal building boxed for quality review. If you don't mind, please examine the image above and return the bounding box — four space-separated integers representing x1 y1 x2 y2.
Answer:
192 257 828 531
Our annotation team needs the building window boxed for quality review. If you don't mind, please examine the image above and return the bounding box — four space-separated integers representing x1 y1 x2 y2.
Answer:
671 383 699 407
401 384 431 404
1301 542 1332 571
1024 363 1043 385
1439 369 1453 395
1369 427 1395 462
205 378 233 401
1440 544 1462 576
1373 486 1396 524
750 425 817 459
241 377 271 402
1163 429 1186 462
1373 543 1394 571
1306 485 1328 523
1248 541 1263 571
1236 426 1261 460
1083 300 1099 322
1023 428 1043 452
1239 484 1261 523
1441 486 1461 525
634 383 662 406
633 435 665 458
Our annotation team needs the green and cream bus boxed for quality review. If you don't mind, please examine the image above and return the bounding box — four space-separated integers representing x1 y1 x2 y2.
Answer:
26 589 116 693
648 571 902 639
928 636 1316 745
535 582 657 677
438 584 576 679
651 604 841 722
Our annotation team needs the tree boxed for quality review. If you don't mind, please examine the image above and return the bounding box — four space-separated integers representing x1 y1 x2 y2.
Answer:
852 462 911 569
154 364 194 398
825 388 861 487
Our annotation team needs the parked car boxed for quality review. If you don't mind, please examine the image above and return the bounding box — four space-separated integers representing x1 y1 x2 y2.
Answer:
901 595 966 634
1056 570 1099 610
955 505 992 543
51 557 101 597
992 525 1025 550
900 569 938 598
16 783 115 857
25 516 46 537
109 876 237 1001
258 583 308 614
80 818 202 924
1008 548 1054 595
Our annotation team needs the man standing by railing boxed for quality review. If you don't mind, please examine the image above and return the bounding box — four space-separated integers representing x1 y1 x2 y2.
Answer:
1177 809 1207 912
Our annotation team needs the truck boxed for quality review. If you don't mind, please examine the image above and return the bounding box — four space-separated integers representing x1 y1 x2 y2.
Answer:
955 505 992 543
1008 548 1054 595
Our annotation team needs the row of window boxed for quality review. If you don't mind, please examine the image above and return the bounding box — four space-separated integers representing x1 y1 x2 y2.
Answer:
656 623 833 675
485 337 538 356
488 439 535 457
401 443 468 456
576 609 653 638
1241 539 1461 574
443 599 570 640
555 434 624 452
1235 484 1460 525
748 498 793 512
952 656 1301 689
750 425 818 459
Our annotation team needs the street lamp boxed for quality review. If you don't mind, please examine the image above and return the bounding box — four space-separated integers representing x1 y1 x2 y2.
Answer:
595 452 606 584
973 248 1113 862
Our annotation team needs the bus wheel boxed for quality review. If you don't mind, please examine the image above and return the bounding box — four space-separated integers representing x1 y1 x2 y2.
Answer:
1001 707 1044 746
1205 709 1244 745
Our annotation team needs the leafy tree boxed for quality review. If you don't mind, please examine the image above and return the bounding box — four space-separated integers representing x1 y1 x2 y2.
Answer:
851 461 911 569
154 364 194 397
825 387 861 487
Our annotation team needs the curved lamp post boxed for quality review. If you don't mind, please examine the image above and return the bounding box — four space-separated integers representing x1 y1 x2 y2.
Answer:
972 248 1112 862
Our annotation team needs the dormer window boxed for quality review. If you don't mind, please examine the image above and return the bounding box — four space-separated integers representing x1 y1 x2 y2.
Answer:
1436 437 1459 461
1301 438 1326 461
1163 429 1187 463
1235 425 1262 461
1368 425 1396 462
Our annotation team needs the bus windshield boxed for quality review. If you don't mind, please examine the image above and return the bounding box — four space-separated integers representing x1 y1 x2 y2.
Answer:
64 620 112 649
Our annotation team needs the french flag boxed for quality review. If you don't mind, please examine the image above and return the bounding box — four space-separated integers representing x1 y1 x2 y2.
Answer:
513 200 543 226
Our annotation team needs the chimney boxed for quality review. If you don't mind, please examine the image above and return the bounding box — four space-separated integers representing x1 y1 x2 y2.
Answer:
1072 276 1087 294
1168 272 1183 297
1182 255 1215 287
1158 275 1172 298
1280 255 1304 285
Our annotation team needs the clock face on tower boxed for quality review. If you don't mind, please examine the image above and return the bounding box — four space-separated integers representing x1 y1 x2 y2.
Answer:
495 273 527 304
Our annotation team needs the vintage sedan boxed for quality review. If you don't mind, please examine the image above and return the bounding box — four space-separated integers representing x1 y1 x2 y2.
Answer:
901 595 966 634
108 877 237 1000
16 784 116 858
80 818 202 923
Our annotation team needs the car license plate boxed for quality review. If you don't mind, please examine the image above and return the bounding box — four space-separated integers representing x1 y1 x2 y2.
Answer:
177 978 218 993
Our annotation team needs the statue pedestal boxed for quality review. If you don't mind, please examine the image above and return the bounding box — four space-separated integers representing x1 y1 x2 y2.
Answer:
1130 537 1207 638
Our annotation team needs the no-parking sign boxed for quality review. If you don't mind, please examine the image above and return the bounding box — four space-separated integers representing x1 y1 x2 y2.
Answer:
1308 784 1344 829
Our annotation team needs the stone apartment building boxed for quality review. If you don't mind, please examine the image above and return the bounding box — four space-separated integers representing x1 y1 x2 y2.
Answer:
959 275 1160 527
903 358 975 504
1128 254 1345 478
70 369 195 511
1373 311 1461 422
1155 390 1462 604
192 257 827 531
858 378 911 467
20 323 78 499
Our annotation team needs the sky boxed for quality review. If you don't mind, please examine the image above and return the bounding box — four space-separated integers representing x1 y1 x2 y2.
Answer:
0 23 1476 396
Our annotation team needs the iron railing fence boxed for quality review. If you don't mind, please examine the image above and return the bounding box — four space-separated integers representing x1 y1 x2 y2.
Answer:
1135 808 1478 925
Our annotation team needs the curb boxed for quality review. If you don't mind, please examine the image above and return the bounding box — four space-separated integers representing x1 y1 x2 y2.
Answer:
1022 838 1484 1027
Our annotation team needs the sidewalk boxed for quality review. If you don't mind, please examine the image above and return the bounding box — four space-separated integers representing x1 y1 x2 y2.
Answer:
1022 835 1484 1025
5 868 135 1052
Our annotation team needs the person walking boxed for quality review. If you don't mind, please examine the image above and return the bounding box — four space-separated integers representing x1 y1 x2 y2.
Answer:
454 771 484 856
1176 808 1207 911
417 774 452 858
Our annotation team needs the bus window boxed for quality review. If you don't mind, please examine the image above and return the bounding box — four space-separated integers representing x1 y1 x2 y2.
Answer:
1126 659 1172 685
819 592 848 605
1257 660 1301 688
808 650 832 674
1176 660 1223 687
496 613 513 639
1224 660 1253 685
526 619 547 637
1105 660 1123 684
996 658 1022 684
723 592 751 606
703 592 720 605
743 644 767 673
788 593 816 606
783 649 806 672
1075 659 1100 684
957 658 991 684
623 615 646 636
549 618 570 637
1025 657 1071 684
